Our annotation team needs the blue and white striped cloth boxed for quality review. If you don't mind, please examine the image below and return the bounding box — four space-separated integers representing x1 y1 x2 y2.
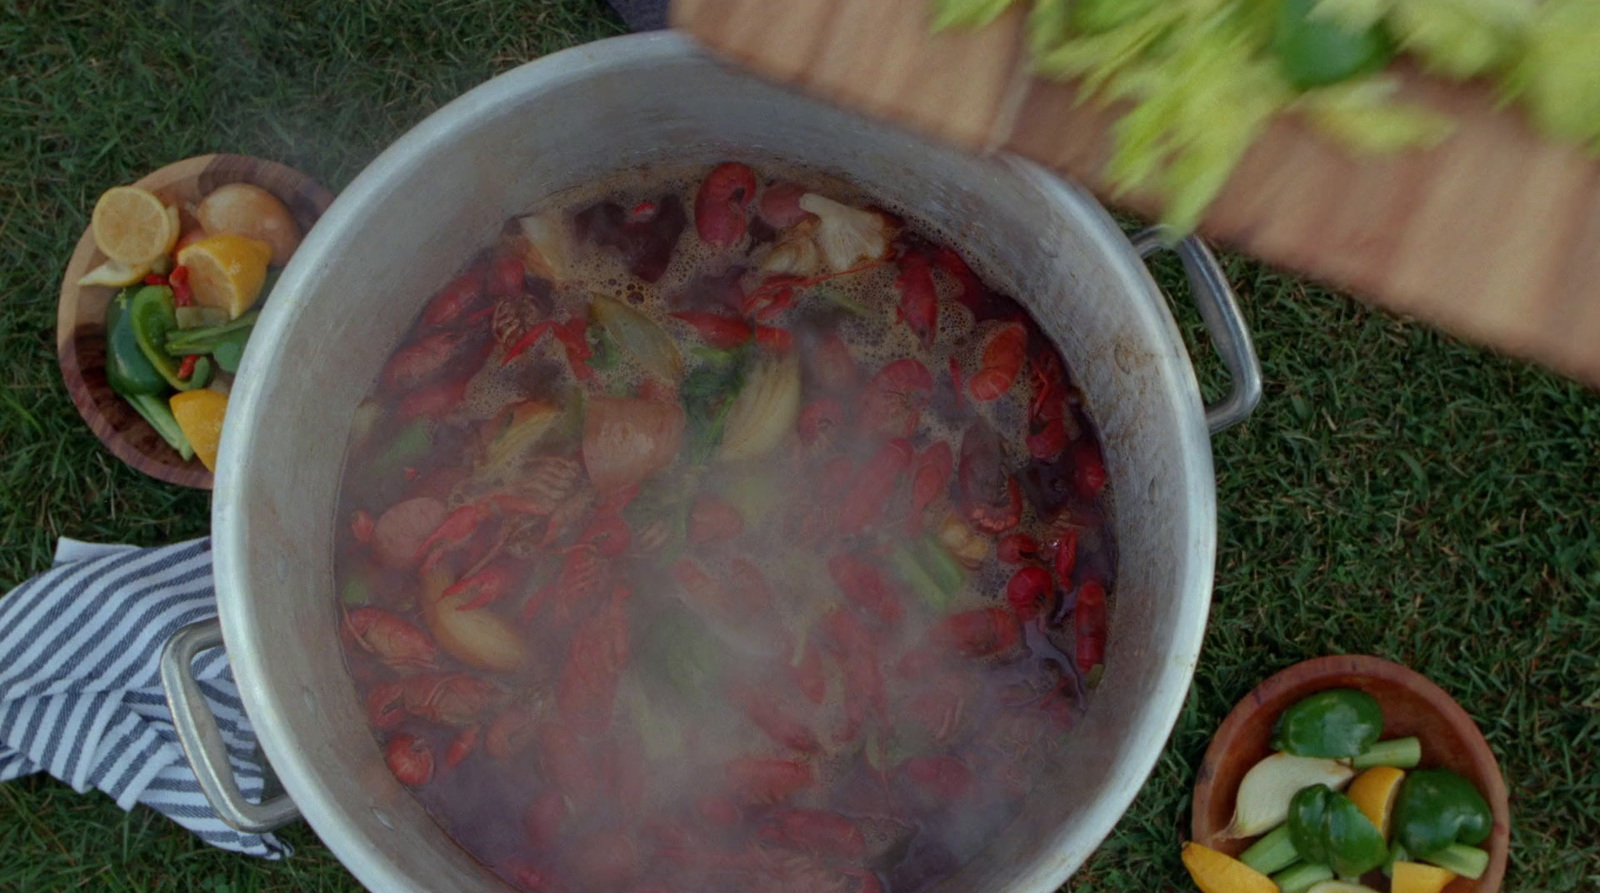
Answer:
0 537 289 858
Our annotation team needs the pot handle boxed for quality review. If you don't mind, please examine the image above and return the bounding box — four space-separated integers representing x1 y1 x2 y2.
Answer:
1130 227 1263 434
160 617 301 833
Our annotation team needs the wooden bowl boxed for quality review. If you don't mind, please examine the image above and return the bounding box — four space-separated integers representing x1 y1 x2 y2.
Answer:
57 154 334 489
1192 655 1509 893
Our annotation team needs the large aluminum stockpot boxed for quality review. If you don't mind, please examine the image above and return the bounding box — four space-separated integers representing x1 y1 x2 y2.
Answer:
161 32 1260 893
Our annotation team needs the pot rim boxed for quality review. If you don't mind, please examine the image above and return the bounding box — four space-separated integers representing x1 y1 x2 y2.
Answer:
214 31 1216 893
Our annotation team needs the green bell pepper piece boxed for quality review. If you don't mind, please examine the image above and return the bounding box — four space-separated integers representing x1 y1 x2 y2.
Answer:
1274 0 1393 89
1272 688 1383 758
1393 768 1492 858
1288 784 1389 879
1289 784 1333 865
127 286 209 391
105 289 168 397
209 328 250 374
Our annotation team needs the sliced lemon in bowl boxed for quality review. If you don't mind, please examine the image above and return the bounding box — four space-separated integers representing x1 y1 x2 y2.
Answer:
91 186 177 265
176 234 273 318
1347 765 1406 837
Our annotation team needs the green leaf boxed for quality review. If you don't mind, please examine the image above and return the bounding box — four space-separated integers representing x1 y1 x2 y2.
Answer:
1387 0 1532 79
681 345 750 464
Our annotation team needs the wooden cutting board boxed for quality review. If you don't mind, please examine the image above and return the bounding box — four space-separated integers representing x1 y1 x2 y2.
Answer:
672 0 1600 387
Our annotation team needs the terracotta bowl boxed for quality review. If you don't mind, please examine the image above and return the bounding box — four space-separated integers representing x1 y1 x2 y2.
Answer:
1192 655 1509 893
57 154 333 489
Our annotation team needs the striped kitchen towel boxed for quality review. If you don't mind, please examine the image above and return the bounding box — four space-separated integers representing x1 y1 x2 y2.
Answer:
0 537 289 858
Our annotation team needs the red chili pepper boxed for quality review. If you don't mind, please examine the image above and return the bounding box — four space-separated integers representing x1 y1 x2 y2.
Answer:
501 321 554 366
143 273 169 286
169 265 194 307
177 354 199 380
669 311 753 348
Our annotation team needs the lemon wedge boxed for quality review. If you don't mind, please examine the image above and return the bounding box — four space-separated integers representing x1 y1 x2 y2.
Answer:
77 258 151 287
91 186 176 265
1347 765 1406 838
176 234 273 318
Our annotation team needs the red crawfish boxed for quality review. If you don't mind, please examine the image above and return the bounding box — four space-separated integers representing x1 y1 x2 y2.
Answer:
342 606 438 674
996 532 1039 564
540 723 605 803
933 246 984 315
689 494 745 544
758 182 813 229
1053 528 1079 582
484 703 541 759
858 359 933 440
500 315 594 380
1074 579 1107 675
439 560 521 611
731 684 821 754
809 332 859 394
933 606 1022 658
671 557 773 630
695 162 759 248
1026 348 1073 460
956 419 1022 535
569 830 642 890
725 757 816 805
415 456 584 572
968 322 1027 402
827 553 904 626
1071 437 1109 497
820 608 886 743
486 249 525 299
523 788 570 850
894 251 938 348
555 586 630 738
797 397 846 455
897 754 975 806
384 733 434 786
398 376 470 422
366 673 502 729
526 542 608 629
443 723 480 769
382 327 492 393
349 509 375 544
420 266 489 328
1005 565 1054 622
837 438 915 535
758 809 867 862
787 635 826 704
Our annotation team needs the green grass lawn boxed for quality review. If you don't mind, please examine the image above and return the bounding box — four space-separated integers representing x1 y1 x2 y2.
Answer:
2 1 1596 890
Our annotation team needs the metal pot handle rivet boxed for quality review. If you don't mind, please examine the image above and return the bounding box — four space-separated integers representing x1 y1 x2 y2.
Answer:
1130 227 1263 434
160 617 301 833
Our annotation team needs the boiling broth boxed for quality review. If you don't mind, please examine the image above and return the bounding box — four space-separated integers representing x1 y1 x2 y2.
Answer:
334 161 1115 893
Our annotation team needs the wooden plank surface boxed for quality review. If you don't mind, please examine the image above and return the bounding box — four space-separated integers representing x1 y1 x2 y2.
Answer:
672 0 1600 387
